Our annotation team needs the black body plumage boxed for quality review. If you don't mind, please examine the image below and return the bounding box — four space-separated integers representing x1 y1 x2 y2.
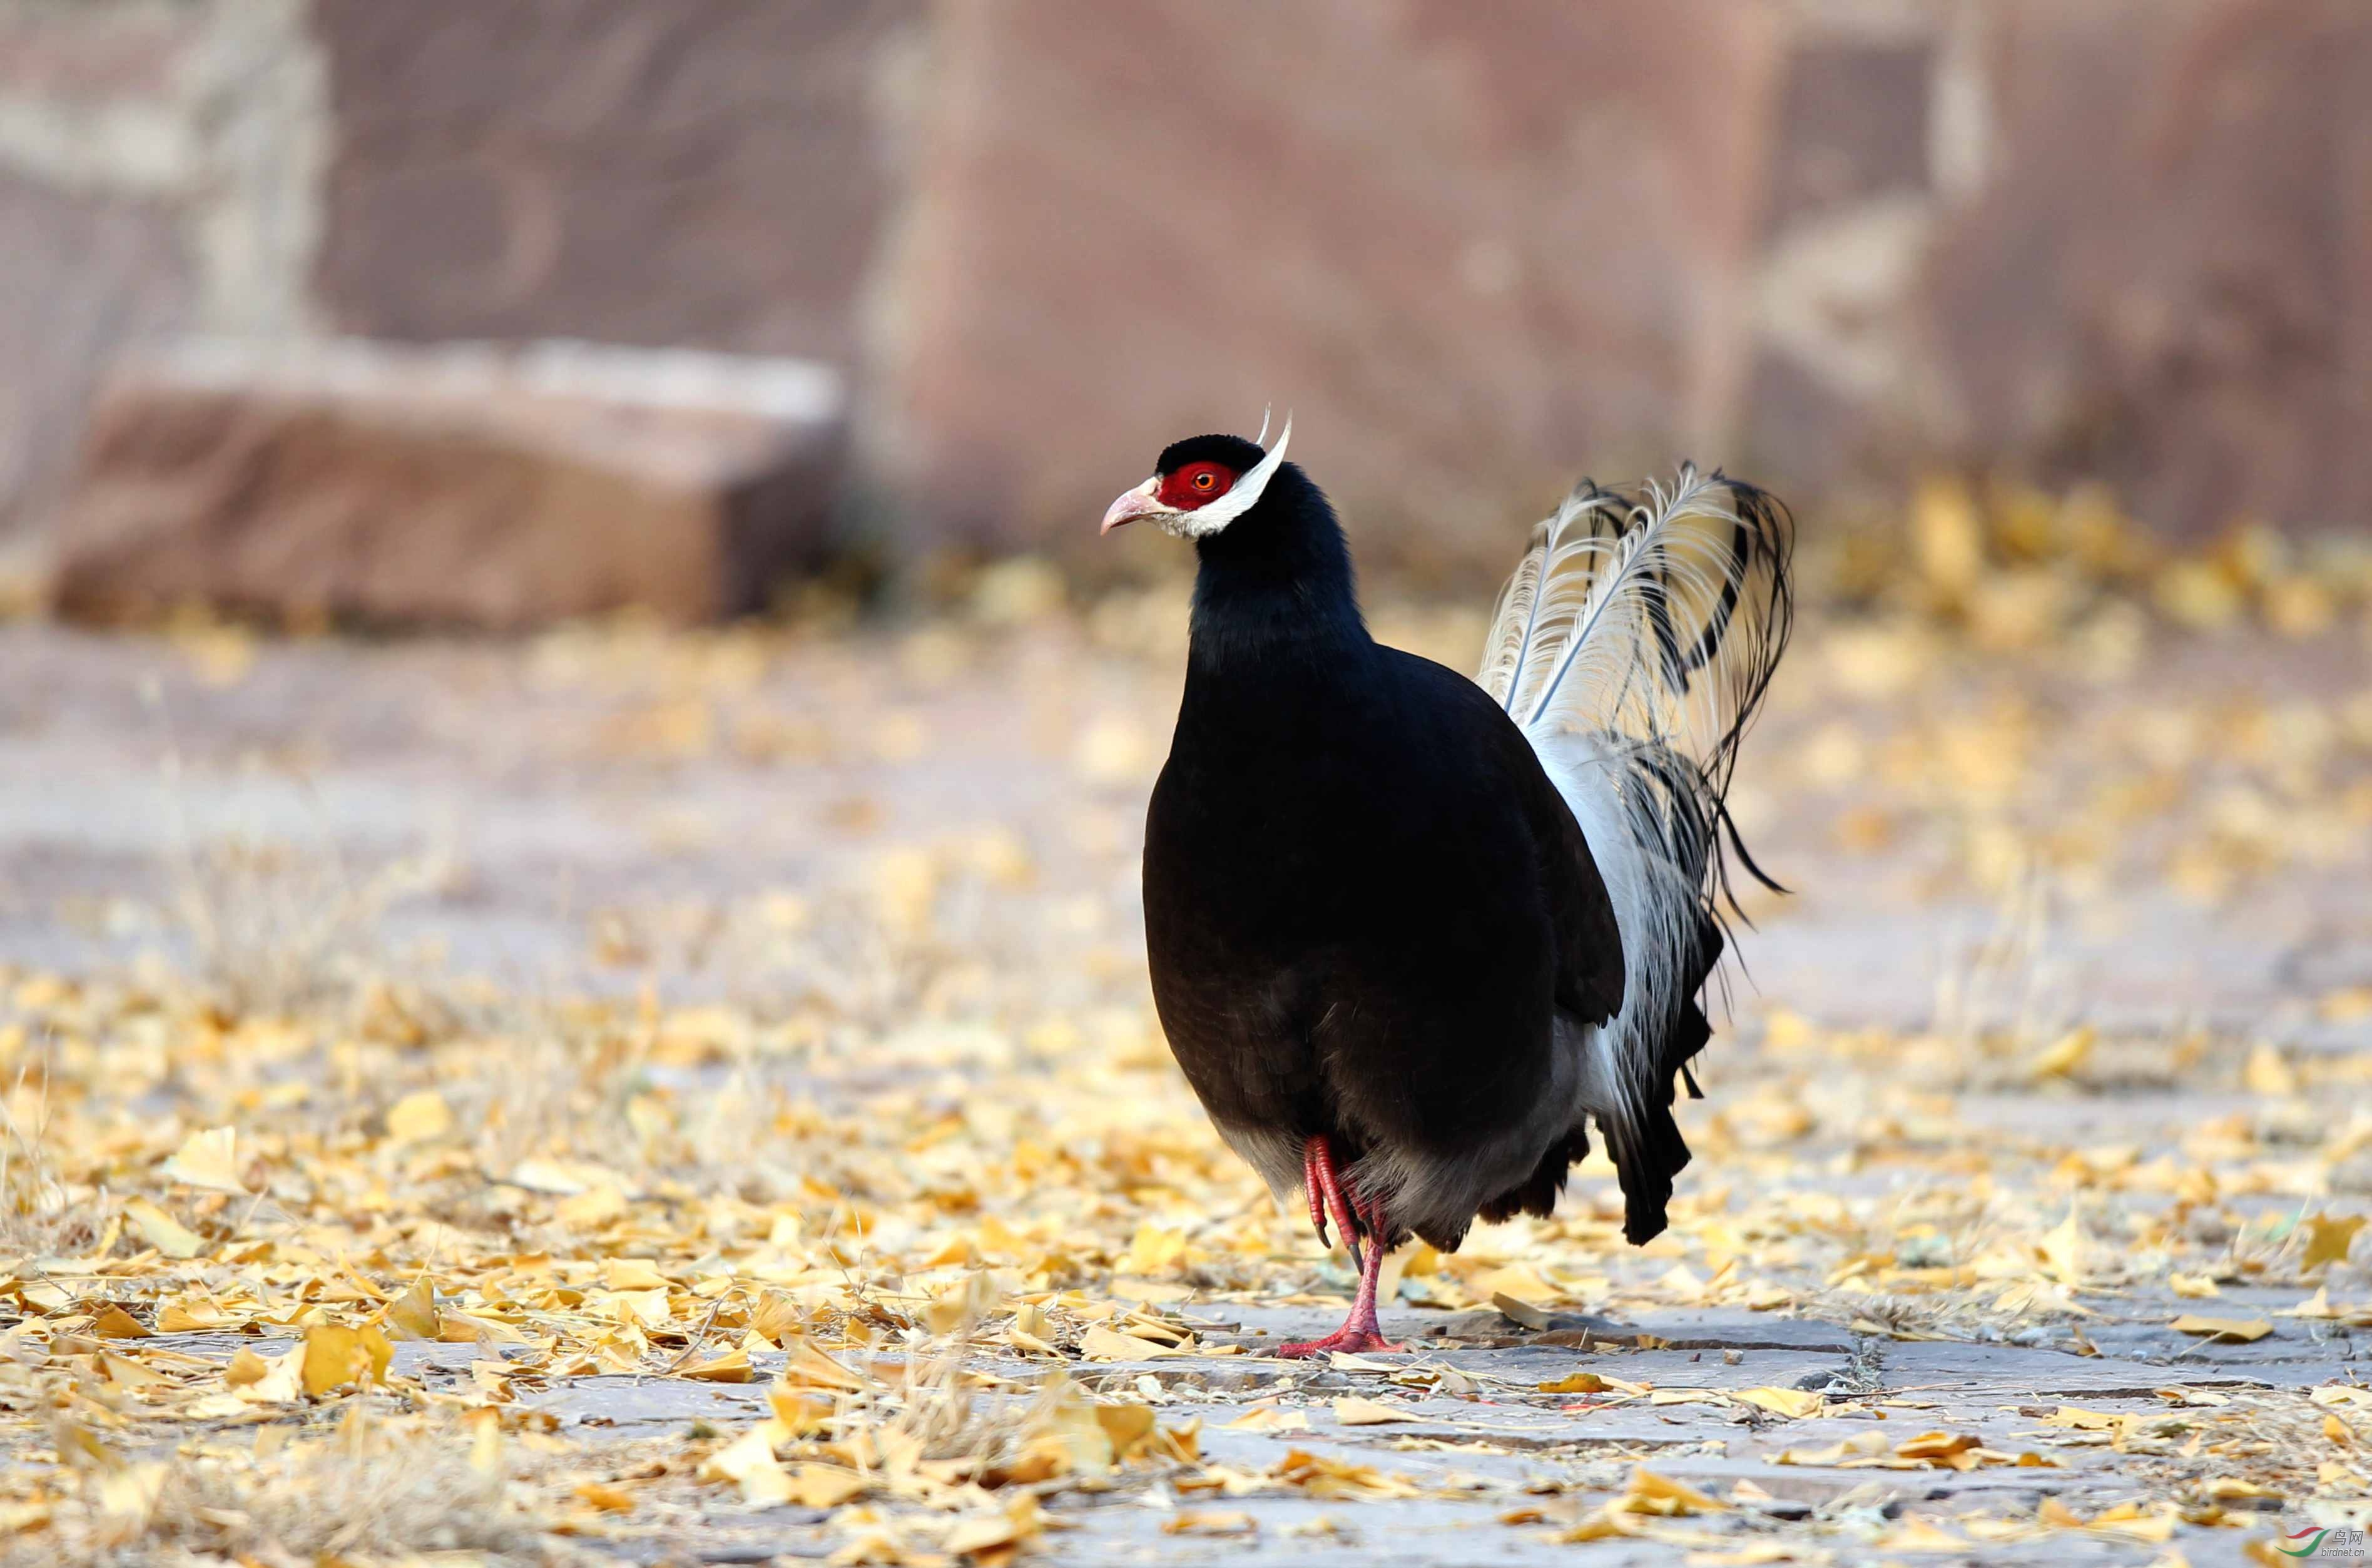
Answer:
1143 456 1631 1251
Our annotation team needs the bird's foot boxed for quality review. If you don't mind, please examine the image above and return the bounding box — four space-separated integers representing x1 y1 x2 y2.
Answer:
1283 1169 1406 1357
1275 1323 1409 1358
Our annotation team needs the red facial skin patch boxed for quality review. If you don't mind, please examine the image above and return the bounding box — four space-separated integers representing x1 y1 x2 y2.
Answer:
1158 462 1236 510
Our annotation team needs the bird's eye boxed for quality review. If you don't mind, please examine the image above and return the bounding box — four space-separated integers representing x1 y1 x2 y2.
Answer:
1159 462 1233 509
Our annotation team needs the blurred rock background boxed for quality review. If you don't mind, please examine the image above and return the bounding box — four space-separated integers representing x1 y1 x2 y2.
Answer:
2 0 2368 622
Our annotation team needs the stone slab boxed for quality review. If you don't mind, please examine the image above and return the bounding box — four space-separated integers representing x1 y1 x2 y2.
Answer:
49 337 845 629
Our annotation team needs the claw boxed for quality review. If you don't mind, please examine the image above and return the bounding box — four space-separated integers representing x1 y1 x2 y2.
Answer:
1302 1142 1331 1250
1276 1325 1409 1358
1304 1136 1363 1273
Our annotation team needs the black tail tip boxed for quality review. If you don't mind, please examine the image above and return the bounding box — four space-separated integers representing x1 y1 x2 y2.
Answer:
1612 1109 1693 1246
1623 1206 1669 1246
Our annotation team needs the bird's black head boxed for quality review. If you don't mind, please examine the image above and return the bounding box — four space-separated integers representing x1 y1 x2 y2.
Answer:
1102 414 1365 662
1100 417 1293 541
1155 432 1269 479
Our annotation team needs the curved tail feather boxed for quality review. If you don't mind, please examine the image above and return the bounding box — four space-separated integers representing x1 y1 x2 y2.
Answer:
1478 467 1794 1242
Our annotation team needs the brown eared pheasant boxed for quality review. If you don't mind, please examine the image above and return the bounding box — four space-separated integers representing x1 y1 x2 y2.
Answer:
1101 414 1794 1356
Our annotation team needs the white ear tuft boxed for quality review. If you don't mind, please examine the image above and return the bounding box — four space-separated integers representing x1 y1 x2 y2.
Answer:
1179 409 1292 536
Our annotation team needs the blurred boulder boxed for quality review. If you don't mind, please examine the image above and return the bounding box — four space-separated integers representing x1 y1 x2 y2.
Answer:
50 339 843 629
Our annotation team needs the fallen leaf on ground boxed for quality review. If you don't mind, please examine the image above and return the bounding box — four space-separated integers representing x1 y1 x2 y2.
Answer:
1733 1386 1824 1420
2301 1214 2364 1273
2171 1315 2271 1343
1081 1324 1183 1360
1164 1510 1255 1536
2030 1025 2095 1077
1617 1467 1727 1515
160 1127 248 1193
1490 1291 1552 1329
385 1089 454 1143
300 1322 391 1395
2242 1043 2297 1096
700 1427 793 1505
679 1348 756 1383
91 1305 152 1339
1221 1406 1309 1433
121 1198 205 1259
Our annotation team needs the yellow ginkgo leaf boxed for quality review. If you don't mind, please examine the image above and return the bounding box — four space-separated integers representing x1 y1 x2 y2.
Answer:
300 1322 390 1397
1732 1386 1825 1420
382 1276 440 1340
2029 1025 2095 1078
384 1089 454 1144
91 1305 153 1340
121 1197 205 1259
698 1426 792 1505
2301 1214 2364 1274
786 1463 865 1509
160 1127 248 1194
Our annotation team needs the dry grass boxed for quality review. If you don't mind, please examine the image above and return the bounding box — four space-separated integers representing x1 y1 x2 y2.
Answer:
0 1058 101 1260
11 1428 555 1568
166 832 460 1017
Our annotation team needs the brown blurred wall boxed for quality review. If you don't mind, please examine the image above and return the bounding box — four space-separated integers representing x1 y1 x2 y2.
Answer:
0 0 318 548
2 0 2366 576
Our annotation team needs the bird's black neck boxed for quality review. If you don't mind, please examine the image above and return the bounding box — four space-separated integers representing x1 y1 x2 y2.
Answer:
1186 465 1370 681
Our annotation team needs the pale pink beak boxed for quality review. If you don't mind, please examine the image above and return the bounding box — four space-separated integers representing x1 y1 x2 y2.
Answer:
1101 476 1173 535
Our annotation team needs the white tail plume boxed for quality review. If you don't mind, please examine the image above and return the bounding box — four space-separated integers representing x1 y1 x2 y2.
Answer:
1479 466 1793 1139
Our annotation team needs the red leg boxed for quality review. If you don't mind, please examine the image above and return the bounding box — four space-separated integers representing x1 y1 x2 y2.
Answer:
1301 1136 1363 1273
1279 1186 1408 1358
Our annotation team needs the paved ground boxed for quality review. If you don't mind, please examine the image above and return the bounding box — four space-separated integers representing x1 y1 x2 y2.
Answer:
0 601 2367 1564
